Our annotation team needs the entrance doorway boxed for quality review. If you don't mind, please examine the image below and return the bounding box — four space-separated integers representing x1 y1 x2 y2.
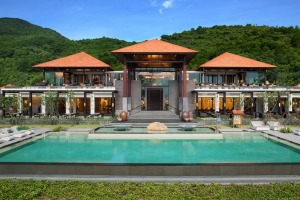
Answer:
147 88 163 110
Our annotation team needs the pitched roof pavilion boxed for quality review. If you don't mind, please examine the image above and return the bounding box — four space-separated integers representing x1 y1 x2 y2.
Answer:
33 52 110 69
200 52 277 69
112 39 198 63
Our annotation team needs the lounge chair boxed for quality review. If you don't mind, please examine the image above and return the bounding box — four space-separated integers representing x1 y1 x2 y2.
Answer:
0 128 26 138
10 126 35 136
292 129 300 136
266 121 284 131
0 129 16 141
250 121 270 131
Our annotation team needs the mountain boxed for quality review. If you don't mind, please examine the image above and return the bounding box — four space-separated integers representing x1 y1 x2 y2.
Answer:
0 18 133 86
161 25 300 86
0 18 300 86
0 18 66 38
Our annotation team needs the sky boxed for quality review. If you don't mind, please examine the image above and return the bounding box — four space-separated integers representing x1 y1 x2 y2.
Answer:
0 0 299 42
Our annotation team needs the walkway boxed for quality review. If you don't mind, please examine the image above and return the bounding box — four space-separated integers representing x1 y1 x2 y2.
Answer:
0 128 51 149
263 130 300 145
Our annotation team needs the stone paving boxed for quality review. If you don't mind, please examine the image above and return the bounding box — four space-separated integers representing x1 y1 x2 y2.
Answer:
263 129 300 145
0 128 51 149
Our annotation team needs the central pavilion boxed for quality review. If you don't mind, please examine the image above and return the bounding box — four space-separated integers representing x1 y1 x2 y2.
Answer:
112 39 198 115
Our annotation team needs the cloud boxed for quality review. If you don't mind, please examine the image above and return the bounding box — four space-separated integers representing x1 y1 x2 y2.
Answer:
162 0 173 9
159 8 163 14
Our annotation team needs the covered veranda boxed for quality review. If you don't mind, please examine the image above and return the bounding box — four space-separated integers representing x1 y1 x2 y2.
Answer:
33 52 115 87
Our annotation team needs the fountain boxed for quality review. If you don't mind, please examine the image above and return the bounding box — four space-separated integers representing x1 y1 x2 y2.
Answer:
178 124 197 131
112 124 132 131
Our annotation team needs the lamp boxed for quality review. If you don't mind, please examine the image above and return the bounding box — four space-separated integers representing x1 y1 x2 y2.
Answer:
55 72 63 78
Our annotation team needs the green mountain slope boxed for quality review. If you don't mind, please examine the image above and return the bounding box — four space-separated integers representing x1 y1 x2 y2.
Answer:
0 18 133 86
0 18 299 86
161 25 300 86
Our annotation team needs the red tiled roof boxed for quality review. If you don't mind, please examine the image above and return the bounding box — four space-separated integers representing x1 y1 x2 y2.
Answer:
0 84 14 89
112 39 198 62
200 52 277 69
33 52 110 68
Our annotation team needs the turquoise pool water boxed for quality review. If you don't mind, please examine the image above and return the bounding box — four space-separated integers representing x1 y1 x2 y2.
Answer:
0 132 300 163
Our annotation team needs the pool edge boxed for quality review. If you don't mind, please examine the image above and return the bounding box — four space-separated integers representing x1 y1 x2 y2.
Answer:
1 162 300 176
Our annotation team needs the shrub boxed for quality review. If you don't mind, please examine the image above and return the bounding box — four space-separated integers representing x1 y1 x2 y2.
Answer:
19 125 30 130
52 126 65 132
280 126 292 133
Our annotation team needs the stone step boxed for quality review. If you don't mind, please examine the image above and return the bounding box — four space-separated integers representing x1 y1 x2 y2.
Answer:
129 111 179 119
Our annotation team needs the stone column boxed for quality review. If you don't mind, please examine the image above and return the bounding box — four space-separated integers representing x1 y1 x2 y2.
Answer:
264 97 269 113
41 93 46 115
18 94 23 114
122 58 128 112
83 92 87 117
29 91 32 118
73 99 76 114
239 93 244 110
288 93 293 112
90 93 95 115
215 93 220 112
182 56 188 111
65 95 70 115
223 92 226 115
233 98 237 110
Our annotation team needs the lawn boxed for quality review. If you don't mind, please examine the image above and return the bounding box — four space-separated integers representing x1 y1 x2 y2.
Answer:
0 180 300 199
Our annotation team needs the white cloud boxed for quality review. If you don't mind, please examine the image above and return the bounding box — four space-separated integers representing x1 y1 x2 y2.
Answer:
159 8 163 14
162 0 173 9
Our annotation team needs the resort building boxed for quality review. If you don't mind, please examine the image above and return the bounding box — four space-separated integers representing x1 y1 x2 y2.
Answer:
1 39 300 118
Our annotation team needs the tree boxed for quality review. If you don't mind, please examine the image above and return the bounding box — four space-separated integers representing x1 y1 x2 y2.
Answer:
42 90 74 117
257 91 278 119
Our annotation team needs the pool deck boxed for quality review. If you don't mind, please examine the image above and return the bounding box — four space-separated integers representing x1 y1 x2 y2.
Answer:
219 128 300 145
263 130 300 145
0 128 51 149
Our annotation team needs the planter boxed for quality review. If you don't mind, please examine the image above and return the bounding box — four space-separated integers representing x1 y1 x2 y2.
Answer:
188 111 194 121
119 111 127 121
181 111 188 121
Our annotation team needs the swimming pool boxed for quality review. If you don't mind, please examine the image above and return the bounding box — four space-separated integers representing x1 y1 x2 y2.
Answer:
0 132 300 164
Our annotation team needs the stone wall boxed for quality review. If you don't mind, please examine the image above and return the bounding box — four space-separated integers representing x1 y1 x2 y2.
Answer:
187 80 195 112
168 81 179 113
115 80 123 116
130 80 142 113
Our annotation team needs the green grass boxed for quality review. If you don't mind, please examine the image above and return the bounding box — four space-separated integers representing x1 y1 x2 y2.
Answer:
0 180 300 199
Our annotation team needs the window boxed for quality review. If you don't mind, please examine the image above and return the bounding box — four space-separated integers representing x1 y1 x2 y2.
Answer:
246 72 265 84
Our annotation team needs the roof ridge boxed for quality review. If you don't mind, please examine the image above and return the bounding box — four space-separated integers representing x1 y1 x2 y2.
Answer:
33 52 110 68
200 52 277 69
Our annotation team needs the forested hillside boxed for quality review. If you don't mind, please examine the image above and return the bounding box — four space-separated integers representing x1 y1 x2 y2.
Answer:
161 25 300 86
0 18 133 86
0 18 300 86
